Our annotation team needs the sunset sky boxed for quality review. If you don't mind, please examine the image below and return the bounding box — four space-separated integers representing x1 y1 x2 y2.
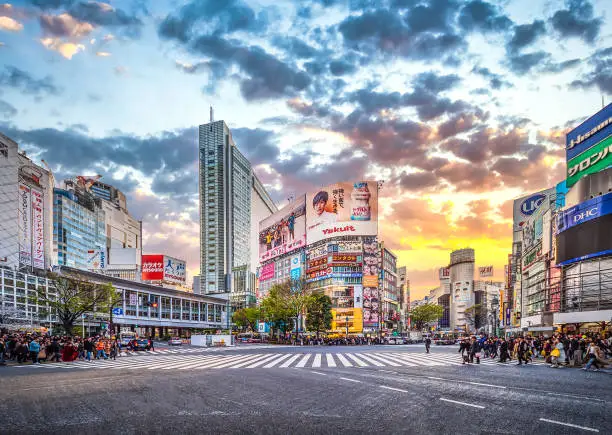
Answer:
1 0 610 299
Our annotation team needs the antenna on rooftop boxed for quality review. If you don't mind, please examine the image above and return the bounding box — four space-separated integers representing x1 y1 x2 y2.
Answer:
210 106 214 123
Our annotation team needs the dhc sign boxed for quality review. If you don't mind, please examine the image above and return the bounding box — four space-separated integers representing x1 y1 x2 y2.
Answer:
520 194 546 216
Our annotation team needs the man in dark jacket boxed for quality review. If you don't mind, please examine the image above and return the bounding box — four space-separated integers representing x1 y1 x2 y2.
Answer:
469 337 481 364
458 339 470 364
425 337 431 353
84 338 94 362
499 339 510 362
517 337 529 365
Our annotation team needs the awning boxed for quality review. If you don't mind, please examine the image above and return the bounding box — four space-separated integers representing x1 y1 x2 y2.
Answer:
528 326 554 332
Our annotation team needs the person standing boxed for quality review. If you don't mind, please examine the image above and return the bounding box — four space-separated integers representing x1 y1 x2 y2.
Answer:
425 337 431 354
28 339 41 364
459 339 470 364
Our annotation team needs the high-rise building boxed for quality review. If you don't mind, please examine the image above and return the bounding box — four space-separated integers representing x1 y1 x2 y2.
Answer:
381 246 399 329
449 248 475 331
0 133 54 272
198 120 276 306
397 266 410 331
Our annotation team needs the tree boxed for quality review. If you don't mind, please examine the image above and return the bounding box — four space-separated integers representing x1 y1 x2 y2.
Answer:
0 295 31 332
305 293 332 338
37 273 120 335
409 303 444 330
232 307 260 331
462 304 482 331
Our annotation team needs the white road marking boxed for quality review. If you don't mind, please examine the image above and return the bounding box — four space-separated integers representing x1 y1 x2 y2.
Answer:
345 353 369 367
310 371 327 376
356 354 385 367
263 354 292 368
279 354 302 368
193 354 256 369
380 386 408 393
467 381 506 389
439 398 485 409
226 354 271 368
326 353 337 367
366 353 401 367
295 354 311 368
245 354 281 368
335 353 353 367
539 418 599 432
312 353 322 368
339 377 361 383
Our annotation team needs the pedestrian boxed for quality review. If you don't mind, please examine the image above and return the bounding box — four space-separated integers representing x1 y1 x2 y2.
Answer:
62 340 78 362
458 339 470 364
96 339 107 360
110 339 118 360
583 341 604 372
499 339 510 363
28 339 41 364
149 337 155 352
425 337 431 354
469 337 481 364
517 338 529 365
0 337 6 366
84 338 94 362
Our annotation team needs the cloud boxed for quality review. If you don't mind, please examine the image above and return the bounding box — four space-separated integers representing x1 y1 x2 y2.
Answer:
570 47 612 94
114 65 127 75
95 51 110 57
506 20 546 53
471 66 512 89
0 99 17 118
551 0 603 43
0 16 23 32
0 65 60 96
230 127 280 165
39 13 94 38
40 37 85 59
507 51 551 75
458 0 513 33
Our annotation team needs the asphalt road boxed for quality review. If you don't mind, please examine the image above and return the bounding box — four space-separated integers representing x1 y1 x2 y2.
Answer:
1 345 610 435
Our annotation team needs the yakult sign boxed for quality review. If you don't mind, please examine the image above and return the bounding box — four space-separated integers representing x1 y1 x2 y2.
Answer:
513 188 554 236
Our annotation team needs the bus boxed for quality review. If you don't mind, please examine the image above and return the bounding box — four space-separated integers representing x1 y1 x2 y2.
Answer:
433 332 459 345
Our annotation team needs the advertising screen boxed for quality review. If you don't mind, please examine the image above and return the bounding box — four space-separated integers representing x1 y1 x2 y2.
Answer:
31 188 45 269
556 192 612 234
478 266 493 278
306 181 378 244
512 188 554 235
439 267 450 280
362 237 379 327
556 213 612 266
566 102 612 161
163 256 186 284
259 262 275 282
141 254 164 280
566 135 612 187
259 195 306 263
18 184 32 266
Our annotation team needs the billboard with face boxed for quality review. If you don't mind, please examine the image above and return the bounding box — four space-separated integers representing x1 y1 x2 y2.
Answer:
259 195 306 263
306 181 378 244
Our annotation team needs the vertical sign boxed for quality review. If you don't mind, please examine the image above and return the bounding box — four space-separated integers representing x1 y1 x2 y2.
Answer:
31 189 45 269
18 184 32 266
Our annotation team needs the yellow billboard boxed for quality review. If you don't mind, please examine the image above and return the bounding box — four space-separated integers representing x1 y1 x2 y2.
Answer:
331 308 363 334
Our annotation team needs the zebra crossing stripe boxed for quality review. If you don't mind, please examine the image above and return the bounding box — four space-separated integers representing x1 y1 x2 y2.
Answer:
425 354 463 366
326 353 336 367
366 353 402 367
245 354 281 368
263 354 292 368
312 353 322 368
345 354 369 367
156 356 220 370
185 354 248 370
394 353 442 366
387 353 422 366
229 354 272 368
382 353 416 367
213 354 265 369
295 354 311 368
335 353 353 367
279 354 302 368
355 353 385 367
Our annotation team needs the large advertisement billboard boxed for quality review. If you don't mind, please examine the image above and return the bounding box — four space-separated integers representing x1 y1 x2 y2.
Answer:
362 237 379 327
306 181 378 244
31 188 45 269
259 195 306 263
512 187 554 236
87 250 106 270
566 103 612 161
556 192 612 234
163 255 186 284
259 262 275 282
18 184 32 266
566 135 612 187
556 213 612 266
141 254 164 281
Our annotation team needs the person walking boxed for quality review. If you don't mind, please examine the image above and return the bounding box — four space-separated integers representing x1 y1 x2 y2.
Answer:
583 342 603 371
469 337 481 364
517 338 529 365
0 337 6 366
84 338 94 362
149 337 155 352
499 339 510 363
28 339 41 364
425 337 431 354
110 339 118 360
459 339 470 364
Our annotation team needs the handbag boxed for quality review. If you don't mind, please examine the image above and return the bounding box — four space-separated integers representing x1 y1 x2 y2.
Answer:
475 352 481 358
551 348 560 357
540 350 546 356
38 349 47 359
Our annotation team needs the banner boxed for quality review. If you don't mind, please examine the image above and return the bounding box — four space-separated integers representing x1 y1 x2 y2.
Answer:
331 254 357 263
18 184 32 266
31 188 44 269
566 102 612 161
439 267 450 280
306 181 378 244
87 250 106 269
478 266 493 278
362 237 379 327
259 262 275 282
259 195 306 263
556 192 612 234
566 135 612 187
290 254 301 280
141 254 164 280
163 255 186 284
335 240 362 252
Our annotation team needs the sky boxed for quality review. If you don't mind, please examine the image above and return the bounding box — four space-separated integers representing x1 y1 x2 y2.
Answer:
1 0 611 299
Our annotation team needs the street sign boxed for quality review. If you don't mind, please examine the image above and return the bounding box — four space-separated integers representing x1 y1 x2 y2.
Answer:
112 308 124 316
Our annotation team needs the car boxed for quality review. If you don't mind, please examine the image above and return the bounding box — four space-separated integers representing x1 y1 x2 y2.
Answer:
132 339 151 351
168 337 182 346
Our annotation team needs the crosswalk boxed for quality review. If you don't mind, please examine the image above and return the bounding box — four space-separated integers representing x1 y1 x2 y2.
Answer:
120 344 279 357
15 352 549 371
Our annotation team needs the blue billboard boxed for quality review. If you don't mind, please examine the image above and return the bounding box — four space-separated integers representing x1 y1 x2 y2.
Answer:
566 103 612 161
556 192 612 234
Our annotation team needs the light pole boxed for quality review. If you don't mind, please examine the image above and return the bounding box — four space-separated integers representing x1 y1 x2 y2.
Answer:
346 316 349 339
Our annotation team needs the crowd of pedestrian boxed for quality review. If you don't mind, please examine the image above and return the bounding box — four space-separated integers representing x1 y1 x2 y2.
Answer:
456 333 611 371
0 332 150 366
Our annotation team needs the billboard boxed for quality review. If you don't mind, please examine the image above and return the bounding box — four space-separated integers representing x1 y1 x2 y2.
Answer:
478 266 493 278
259 262 275 282
512 187 554 235
259 195 306 263
87 250 106 270
556 213 612 266
439 267 450 280
18 184 32 266
566 135 612 187
556 192 612 234
141 254 164 280
290 254 301 280
566 103 612 161
306 181 378 244
164 256 186 284
31 188 45 269
362 237 379 327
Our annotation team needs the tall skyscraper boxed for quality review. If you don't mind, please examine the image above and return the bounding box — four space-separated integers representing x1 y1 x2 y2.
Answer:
198 120 276 306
